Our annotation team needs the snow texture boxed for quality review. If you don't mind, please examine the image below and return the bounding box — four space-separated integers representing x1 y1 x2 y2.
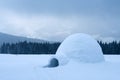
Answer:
0 54 120 80
56 33 105 63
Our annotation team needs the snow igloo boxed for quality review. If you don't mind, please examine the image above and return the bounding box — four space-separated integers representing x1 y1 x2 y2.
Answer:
55 33 105 64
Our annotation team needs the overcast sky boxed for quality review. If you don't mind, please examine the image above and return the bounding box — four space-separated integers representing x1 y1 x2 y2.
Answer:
0 0 120 42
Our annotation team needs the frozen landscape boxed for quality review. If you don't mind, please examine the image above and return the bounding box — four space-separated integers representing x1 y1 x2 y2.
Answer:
0 54 120 80
0 33 120 80
0 0 120 80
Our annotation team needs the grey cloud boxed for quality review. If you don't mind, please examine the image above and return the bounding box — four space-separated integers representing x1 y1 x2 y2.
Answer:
0 0 120 15
0 0 120 42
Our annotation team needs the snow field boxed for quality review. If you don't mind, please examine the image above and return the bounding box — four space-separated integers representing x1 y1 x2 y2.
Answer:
0 54 120 80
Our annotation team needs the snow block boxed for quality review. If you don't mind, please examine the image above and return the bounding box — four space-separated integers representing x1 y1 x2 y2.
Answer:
56 33 105 63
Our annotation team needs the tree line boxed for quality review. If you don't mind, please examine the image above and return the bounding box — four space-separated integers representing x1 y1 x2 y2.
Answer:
0 41 60 54
0 41 120 55
98 41 120 55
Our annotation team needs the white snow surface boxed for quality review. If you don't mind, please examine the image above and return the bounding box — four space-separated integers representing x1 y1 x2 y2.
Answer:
0 54 120 80
56 33 105 63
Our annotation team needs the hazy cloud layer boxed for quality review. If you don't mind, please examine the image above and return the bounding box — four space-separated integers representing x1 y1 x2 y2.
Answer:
0 0 120 42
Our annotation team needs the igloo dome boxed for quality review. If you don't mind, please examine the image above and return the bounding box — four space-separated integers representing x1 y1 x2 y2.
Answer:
56 33 105 63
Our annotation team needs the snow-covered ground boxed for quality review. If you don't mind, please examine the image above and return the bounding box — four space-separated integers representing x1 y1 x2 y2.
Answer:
0 54 120 80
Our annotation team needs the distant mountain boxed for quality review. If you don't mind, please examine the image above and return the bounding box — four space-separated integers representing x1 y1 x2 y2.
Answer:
0 32 47 45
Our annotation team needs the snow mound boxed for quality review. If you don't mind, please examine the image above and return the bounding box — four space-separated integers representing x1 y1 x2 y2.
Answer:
56 33 105 63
